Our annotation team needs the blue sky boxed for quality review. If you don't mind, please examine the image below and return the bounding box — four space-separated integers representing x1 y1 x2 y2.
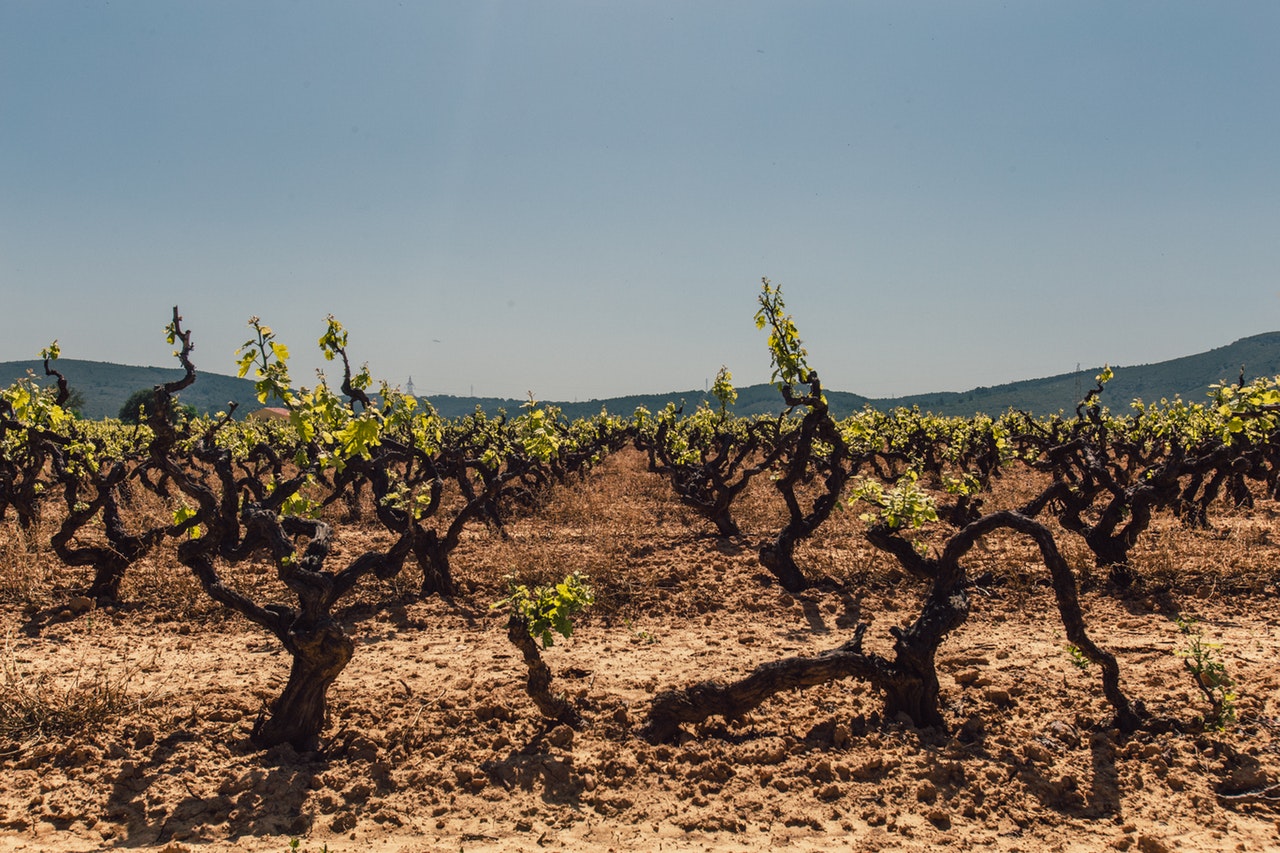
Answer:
3 2 1278 401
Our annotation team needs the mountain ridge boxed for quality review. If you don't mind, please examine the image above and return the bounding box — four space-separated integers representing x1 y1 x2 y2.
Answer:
4 331 1278 421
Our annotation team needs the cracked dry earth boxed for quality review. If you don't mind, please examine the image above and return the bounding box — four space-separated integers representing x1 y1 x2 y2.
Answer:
2 449 1279 852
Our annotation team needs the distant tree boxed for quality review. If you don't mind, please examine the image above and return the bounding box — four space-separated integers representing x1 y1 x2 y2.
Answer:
117 389 152 423
64 388 86 418
118 388 195 424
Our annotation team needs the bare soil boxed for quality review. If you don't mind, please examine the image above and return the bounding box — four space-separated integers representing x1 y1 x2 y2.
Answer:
2 449 1278 852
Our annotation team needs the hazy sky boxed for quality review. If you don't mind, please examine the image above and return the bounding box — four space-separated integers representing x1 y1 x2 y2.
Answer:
3 2 1278 400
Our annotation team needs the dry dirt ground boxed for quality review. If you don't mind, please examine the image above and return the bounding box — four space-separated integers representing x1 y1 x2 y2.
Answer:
2 449 1279 852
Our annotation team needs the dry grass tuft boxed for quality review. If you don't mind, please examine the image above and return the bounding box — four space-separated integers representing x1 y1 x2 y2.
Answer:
0 633 141 757
0 520 61 606
457 448 729 619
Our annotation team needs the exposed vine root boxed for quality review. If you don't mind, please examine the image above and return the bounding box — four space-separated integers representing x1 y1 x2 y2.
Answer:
1217 784 1280 805
642 624 876 743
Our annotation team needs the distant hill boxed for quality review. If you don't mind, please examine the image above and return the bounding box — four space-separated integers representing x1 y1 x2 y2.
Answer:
0 359 263 420
451 331 1280 420
3 332 1278 421
870 331 1280 418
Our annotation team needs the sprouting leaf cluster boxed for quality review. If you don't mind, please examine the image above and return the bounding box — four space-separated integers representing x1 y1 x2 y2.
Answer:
711 366 737 418
494 572 595 649
754 278 811 390
851 470 939 532
1175 614 1238 730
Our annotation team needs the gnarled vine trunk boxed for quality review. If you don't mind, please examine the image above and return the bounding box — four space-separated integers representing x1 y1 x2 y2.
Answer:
252 618 354 751
507 614 581 728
